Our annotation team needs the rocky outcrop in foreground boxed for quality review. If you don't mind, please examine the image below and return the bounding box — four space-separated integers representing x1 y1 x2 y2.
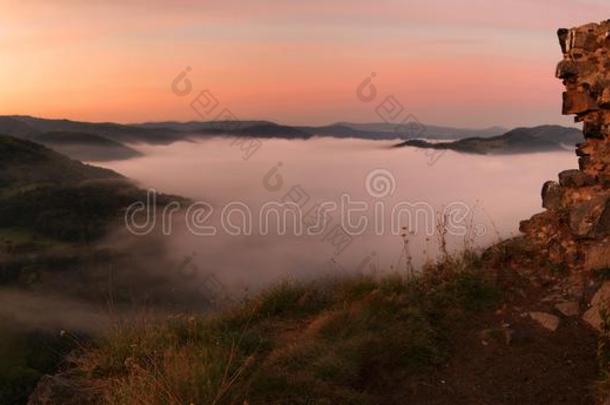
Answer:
521 20 610 272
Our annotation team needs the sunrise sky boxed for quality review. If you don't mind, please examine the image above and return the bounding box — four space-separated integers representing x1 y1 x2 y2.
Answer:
0 0 608 128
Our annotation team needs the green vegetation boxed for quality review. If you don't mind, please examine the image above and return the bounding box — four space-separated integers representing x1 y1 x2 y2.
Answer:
0 228 58 249
1 180 147 242
0 320 74 404
0 134 178 242
0 134 183 403
75 252 497 404
0 134 128 242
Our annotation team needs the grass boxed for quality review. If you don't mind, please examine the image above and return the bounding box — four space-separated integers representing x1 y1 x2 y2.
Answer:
74 251 498 404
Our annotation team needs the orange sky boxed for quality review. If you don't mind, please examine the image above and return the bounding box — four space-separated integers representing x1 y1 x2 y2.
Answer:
0 0 608 127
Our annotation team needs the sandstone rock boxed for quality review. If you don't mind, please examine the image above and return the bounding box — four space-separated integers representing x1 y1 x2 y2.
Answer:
565 275 586 300
558 169 596 187
600 173 610 187
595 200 610 236
555 301 580 317
558 28 570 53
541 181 562 210
529 311 560 332
600 87 610 108
522 20 610 271
583 123 603 138
556 59 578 79
562 91 599 115
578 156 592 171
583 240 610 271
568 198 603 237
582 281 610 331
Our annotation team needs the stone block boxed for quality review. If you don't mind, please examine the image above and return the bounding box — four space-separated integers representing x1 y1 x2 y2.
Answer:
562 90 599 115
558 169 596 187
583 241 610 271
542 181 562 210
529 312 560 331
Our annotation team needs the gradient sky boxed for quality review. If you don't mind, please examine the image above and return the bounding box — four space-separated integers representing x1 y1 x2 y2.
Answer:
0 0 608 128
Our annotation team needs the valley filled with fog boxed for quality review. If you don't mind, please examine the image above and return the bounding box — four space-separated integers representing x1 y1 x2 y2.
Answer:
99 137 576 293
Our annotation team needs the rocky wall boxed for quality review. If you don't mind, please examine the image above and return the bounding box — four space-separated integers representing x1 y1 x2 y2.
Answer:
520 20 610 271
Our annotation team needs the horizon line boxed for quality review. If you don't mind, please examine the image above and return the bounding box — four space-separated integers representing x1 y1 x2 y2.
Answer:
2 113 582 132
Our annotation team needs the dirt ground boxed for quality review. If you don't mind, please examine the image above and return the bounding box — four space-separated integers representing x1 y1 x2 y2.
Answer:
399 247 601 405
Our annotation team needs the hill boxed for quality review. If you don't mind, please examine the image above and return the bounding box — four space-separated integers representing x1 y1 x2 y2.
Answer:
234 123 311 138
394 125 582 154
337 122 508 140
0 117 40 138
3 115 182 145
30 132 141 162
192 122 312 138
133 120 276 132
0 135 121 187
0 116 582 150
298 124 396 139
0 116 149 161
0 135 188 403
138 120 508 141
0 134 159 242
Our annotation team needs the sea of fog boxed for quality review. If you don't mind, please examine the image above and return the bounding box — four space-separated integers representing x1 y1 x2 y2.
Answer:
99 137 576 293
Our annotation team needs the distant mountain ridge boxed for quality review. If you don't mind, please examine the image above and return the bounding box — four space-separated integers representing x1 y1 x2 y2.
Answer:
394 125 583 154
0 115 580 160
137 120 508 140
0 134 122 187
30 132 141 162
9 115 182 144
0 116 160 162
335 122 508 140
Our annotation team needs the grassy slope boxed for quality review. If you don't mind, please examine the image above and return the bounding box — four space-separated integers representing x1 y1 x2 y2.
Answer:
72 252 498 404
54 240 606 405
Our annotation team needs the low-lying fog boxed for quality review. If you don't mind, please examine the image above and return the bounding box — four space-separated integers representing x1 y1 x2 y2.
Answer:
100 137 576 294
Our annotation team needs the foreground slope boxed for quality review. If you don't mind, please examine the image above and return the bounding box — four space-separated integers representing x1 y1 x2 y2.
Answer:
35 242 602 405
